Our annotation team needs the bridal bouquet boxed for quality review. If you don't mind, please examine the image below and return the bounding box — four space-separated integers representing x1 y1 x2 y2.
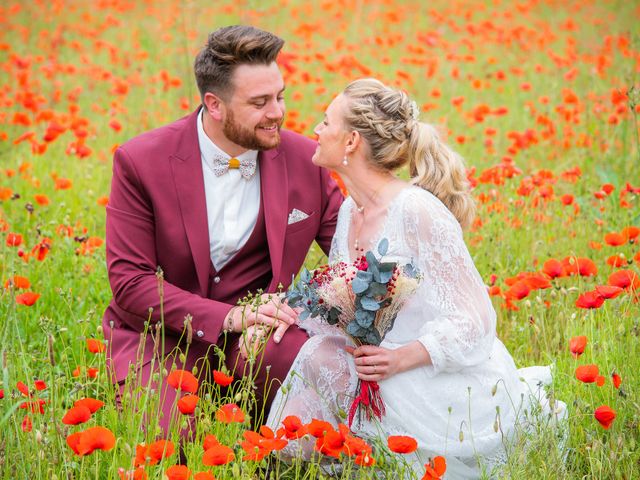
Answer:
286 238 421 426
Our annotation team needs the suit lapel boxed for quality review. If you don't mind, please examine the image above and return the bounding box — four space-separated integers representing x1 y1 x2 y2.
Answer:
260 147 289 291
170 109 211 295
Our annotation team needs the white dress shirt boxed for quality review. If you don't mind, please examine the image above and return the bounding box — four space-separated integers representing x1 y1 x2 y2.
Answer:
197 109 260 271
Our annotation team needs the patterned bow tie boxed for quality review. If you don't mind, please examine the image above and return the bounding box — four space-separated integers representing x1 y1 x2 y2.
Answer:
212 154 257 180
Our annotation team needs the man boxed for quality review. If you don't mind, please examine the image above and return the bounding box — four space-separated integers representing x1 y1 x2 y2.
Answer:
103 25 343 432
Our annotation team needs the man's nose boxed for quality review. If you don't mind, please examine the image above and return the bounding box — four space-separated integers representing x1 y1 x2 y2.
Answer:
266 99 284 119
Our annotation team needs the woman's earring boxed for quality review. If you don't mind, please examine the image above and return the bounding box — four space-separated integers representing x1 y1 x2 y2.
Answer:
342 156 348 166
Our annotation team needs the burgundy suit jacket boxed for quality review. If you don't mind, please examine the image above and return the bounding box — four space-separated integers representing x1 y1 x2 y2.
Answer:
103 108 343 382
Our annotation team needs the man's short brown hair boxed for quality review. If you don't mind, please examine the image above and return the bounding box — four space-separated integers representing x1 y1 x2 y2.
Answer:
194 25 284 102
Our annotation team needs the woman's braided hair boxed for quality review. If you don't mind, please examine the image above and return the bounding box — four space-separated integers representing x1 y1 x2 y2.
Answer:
342 78 475 229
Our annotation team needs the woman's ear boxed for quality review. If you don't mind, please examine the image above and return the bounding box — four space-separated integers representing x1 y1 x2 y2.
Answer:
345 130 361 154
203 92 224 121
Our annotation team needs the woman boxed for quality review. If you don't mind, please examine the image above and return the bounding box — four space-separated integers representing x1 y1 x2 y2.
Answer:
265 79 564 478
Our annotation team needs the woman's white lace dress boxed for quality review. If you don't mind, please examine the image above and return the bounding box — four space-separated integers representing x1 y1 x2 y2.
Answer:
267 186 565 478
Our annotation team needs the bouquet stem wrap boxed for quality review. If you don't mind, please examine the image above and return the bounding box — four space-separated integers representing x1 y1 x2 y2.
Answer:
348 379 386 427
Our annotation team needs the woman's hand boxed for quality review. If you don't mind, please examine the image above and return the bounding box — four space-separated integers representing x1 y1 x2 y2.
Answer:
238 324 268 360
346 341 432 381
346 345 401 381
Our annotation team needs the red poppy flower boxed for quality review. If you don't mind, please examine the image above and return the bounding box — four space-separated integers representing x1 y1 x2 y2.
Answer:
604 232 626 246
177 394 199 415
20 399 46 414
560 194 574 205
0 389 4 399
22 415 32 432
575 364 599 383
202 443 235 466
594 405 616 429
74 398 104 413
4 275 30 289
203 434 220 451
212 370 233 387
17 381 30 397
62 405 93 425
282 415 307 439
86 338 105 353
594 285 624 299
622 226 640 242
343 433 371 457
608 269 639 291
34 194 49 206
355 452 376 466
307 418 333 438
606 255 626 268
240 430 283 461
576 257 598 276
569 336 587 358
612 373 622 389
542 258 565 278
315 428 344 458
87 367 99 378
422 456 447 480
167 370 198 394
504 280 530 300
135 439 175 466
387 435 418 454
6 232 23 247
16 292 40 306
118 467 148 480
215 403 245 424
165 465 191 480
575 291 604 309
33 380 46 391
76 426 116 455
67 432 83 455
194 473 215 480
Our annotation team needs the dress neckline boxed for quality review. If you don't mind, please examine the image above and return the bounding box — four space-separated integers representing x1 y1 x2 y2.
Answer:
345 185 416 263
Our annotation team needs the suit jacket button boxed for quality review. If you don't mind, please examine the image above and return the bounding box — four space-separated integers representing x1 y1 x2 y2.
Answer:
196 330 204 338
213 276 221 284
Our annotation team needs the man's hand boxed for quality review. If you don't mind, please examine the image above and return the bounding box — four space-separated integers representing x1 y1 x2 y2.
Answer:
224 293 297 343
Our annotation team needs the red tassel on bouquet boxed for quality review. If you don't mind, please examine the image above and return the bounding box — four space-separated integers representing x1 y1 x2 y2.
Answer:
347 379 386 428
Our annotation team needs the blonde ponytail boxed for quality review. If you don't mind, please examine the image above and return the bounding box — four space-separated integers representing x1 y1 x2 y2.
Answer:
342 78 476 229
408 122 475 229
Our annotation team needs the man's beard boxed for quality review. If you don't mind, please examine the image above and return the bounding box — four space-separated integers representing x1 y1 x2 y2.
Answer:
222 109 282 151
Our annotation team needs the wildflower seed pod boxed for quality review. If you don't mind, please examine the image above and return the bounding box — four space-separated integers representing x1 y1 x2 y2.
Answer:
459 430 464 442
192 365 198 376
491 384 498 396
96 325 103 335
179 353 186 364
494 419 499 432
234 392 243 403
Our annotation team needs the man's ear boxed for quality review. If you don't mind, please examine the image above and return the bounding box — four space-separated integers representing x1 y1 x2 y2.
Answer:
203 92 224 121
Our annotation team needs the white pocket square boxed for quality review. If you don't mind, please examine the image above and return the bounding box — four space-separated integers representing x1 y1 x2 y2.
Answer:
288 208 309 225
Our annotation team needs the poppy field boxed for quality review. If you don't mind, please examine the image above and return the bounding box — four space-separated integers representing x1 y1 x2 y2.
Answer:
1 0 639 479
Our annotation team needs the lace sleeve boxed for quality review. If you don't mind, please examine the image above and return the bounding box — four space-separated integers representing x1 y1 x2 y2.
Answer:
403 189 496 376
